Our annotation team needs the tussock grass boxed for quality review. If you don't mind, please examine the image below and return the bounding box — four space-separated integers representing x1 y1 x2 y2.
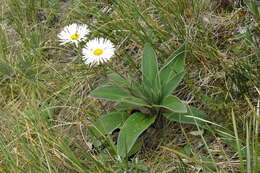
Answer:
0 0 259 172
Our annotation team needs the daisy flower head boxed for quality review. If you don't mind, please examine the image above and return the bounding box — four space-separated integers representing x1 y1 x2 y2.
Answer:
82 38 115 66
57 23 90 47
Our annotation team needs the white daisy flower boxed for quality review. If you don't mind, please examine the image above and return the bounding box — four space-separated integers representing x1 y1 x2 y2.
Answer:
57 23 90 47
82 38 115 65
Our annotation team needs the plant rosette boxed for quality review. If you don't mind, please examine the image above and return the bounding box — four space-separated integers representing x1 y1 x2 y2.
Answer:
89 43 208 158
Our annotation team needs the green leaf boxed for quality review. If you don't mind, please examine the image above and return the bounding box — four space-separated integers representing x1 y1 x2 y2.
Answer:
142 44 160 100
90 86 151 107
114 102 138 111
94 112 130 135
108 73 129 88
160 44 186 86
157 95 187 113
163 106 208 128
142 44 159 85
123 97 151 107
117 113 156 157
128 141 143 157
90 85 128 100
162 72 185 97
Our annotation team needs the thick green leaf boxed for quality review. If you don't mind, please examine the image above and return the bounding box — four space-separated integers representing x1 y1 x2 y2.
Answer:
160 44 186 86
90 86 151 107
121 97 151 107
117 113 156 157
90 85 129 100
142 44 159 85
163 106 208 128
157 95 187 113
128 141 143 157
108 73 129 88
162 72 185 97
114 102 138 111
94 112 130 135
130 78 147 98
142 44 161 100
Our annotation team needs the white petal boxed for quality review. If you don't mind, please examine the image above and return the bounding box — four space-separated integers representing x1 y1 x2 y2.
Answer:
82 38 115 66
58 23 90 46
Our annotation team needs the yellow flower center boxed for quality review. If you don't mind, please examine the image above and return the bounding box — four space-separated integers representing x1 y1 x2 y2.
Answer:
70 34 80 40
93 49 104 56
